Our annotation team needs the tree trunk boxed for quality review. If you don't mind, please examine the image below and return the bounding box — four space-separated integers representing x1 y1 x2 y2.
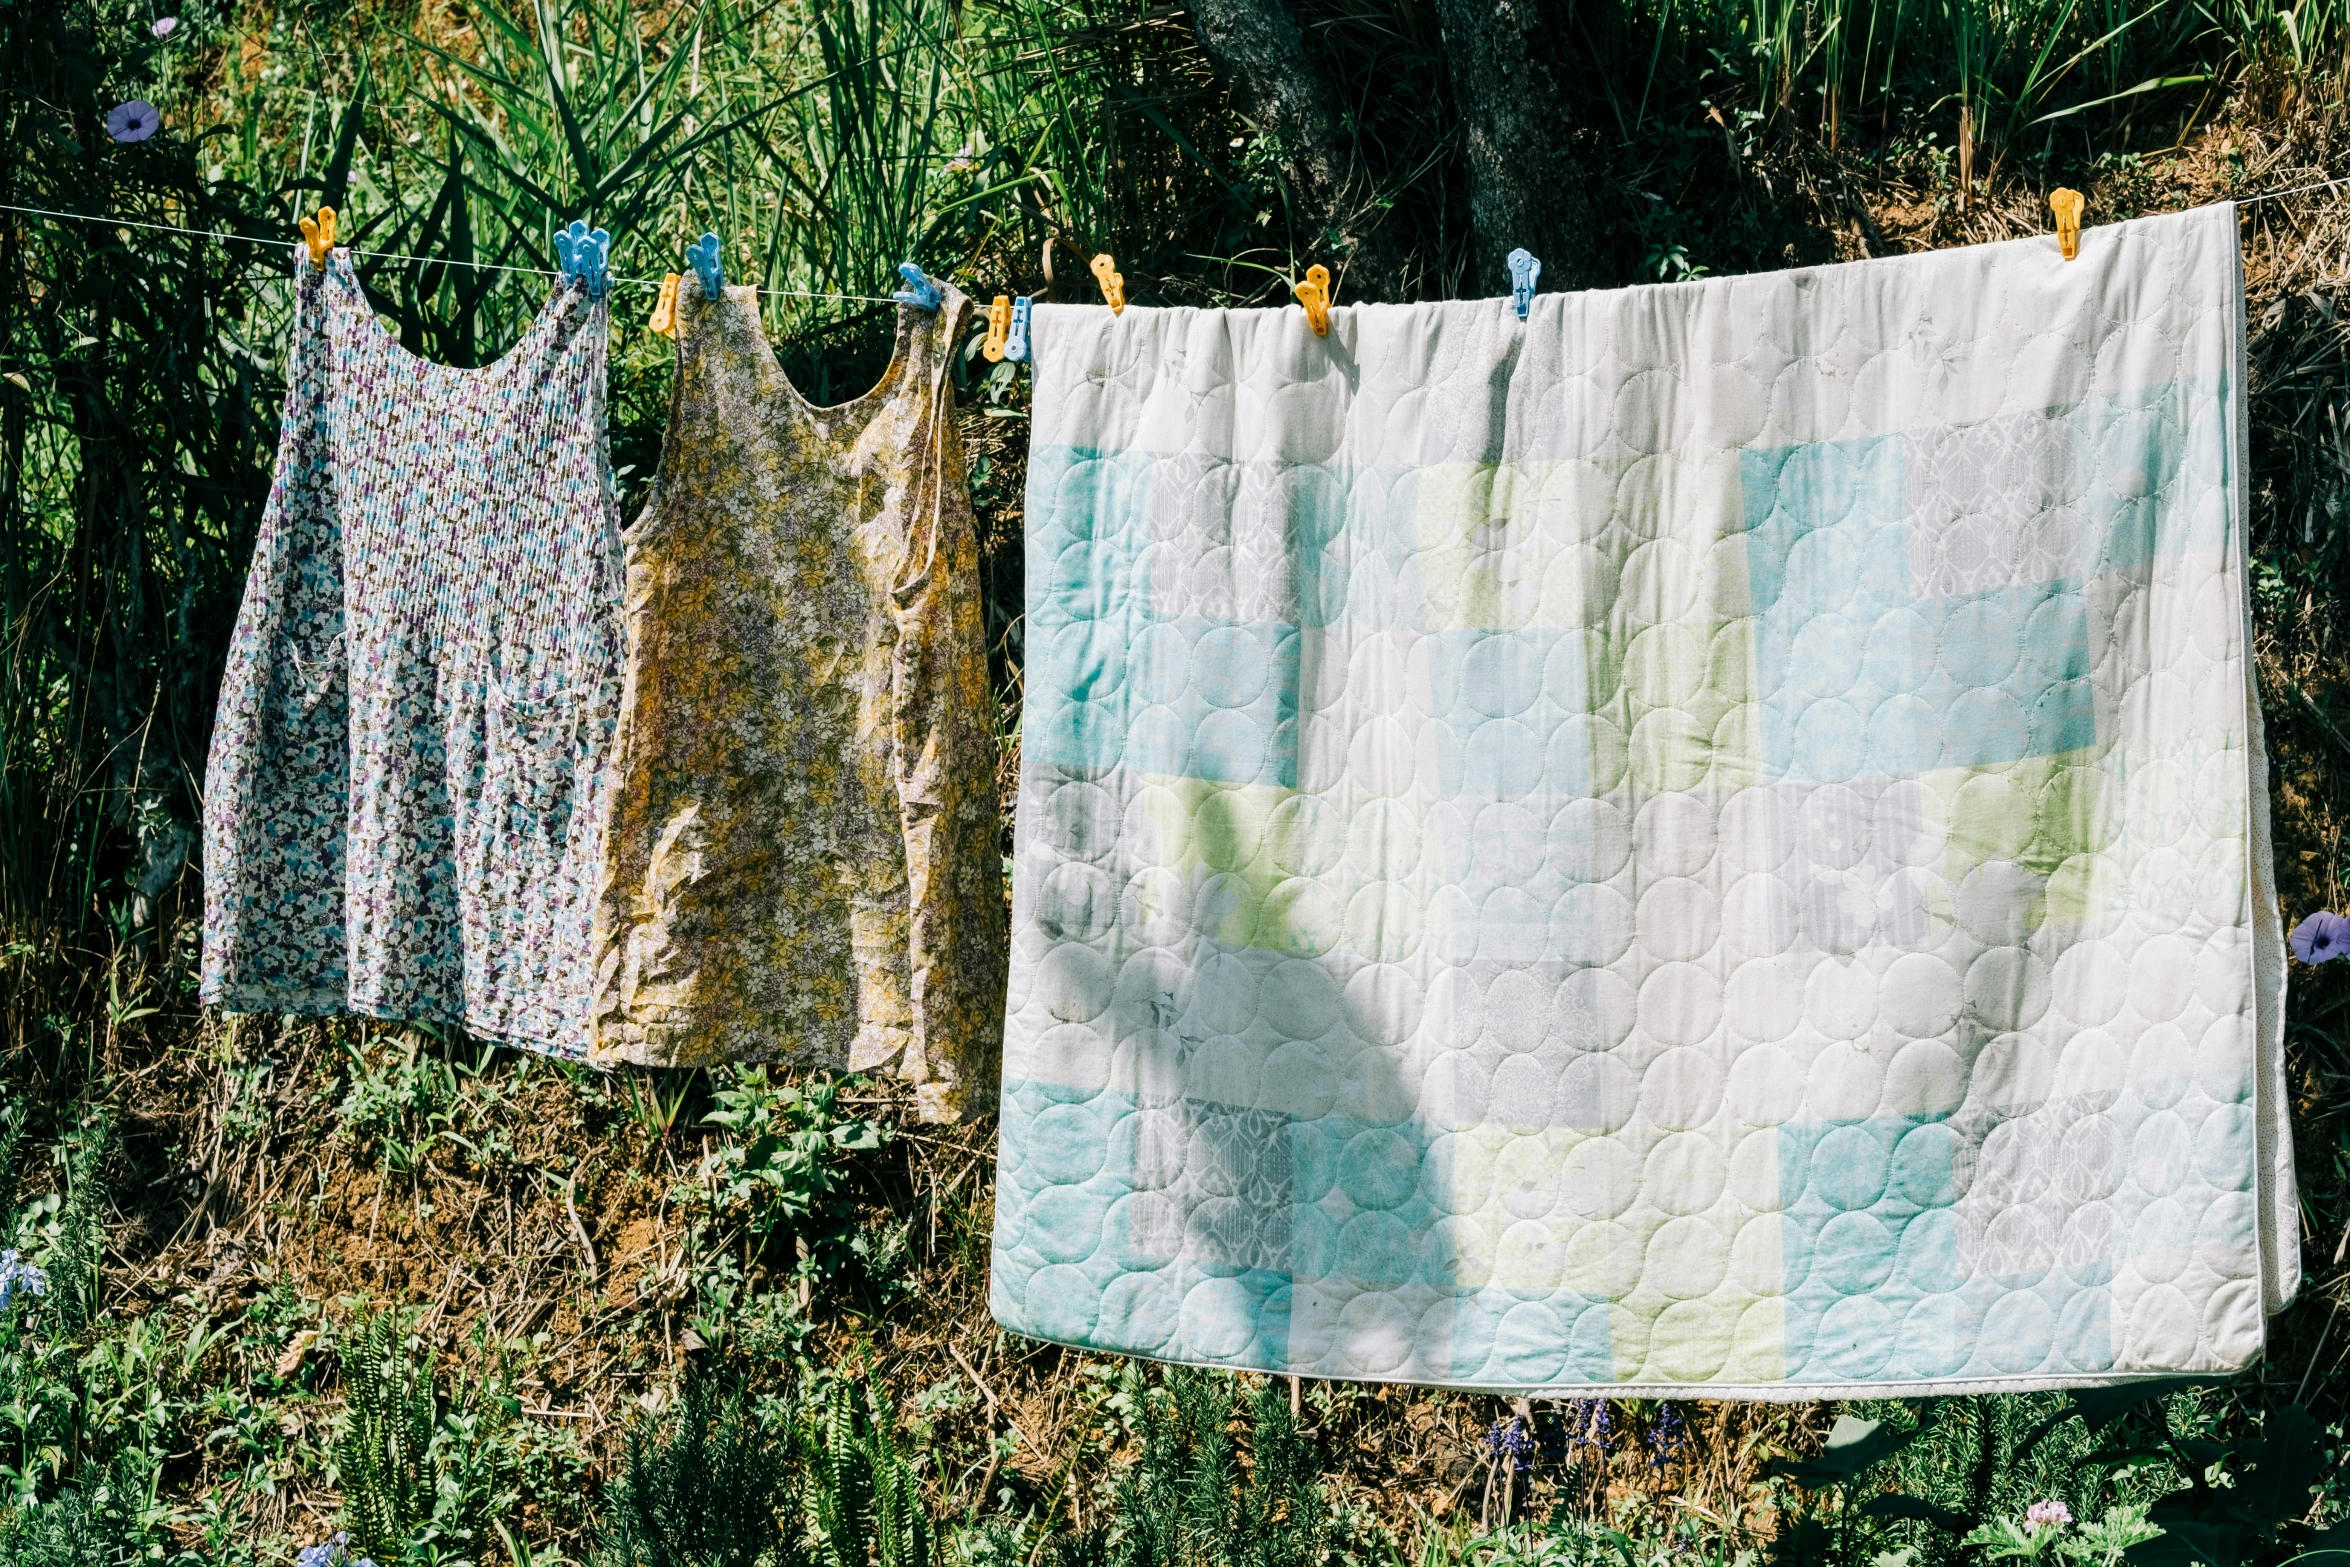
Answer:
1428 0 1605 293
1180 0 1410 300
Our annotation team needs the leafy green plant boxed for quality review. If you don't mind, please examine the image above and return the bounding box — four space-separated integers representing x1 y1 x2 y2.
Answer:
0 1111 151 1519
1398 1513 1758 1567
333 1036 460 1175
618 1068 700 1144
0 1451 156 1567
594 1357 795 1567
1759 1386 2346 1567
2126 1402 2335 1567
1963 1501 2162 1564
698 1070 889 1289
332 1310 437 1558
330 1307 521 1565
1099 1364 1337 1567
25 1111 110 1341
0 1093 26 1204
803 1380 934 1567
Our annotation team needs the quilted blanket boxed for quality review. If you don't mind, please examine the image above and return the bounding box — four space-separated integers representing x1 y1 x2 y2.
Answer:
990 203 2299 1396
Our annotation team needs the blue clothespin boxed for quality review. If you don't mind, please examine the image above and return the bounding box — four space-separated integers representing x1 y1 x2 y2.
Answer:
893 261 942 312
1005 296 1033 363
686 233 725 301
555 221 611 298
1507 248 1541 321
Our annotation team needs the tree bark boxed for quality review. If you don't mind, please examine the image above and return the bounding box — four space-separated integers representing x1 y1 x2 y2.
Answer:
1428 0 1605 293
1180 0 1410 300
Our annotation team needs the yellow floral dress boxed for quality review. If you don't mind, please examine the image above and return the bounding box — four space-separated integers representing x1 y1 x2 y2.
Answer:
589 276 1004 1122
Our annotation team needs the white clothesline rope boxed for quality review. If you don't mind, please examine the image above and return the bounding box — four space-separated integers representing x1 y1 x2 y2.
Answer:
2 175 2344 302
2241 174 2350 205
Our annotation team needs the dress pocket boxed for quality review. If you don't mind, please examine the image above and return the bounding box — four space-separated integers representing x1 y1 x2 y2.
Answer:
272 630 345 718
485 679 585 817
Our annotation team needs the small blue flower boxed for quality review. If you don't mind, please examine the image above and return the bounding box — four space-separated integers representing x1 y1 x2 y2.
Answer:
2291 910 2350 964
296 1534 379 1567
0 1250 48 1312
105 101 161 142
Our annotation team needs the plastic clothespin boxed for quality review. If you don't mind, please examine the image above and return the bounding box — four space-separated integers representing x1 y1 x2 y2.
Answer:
554 220 612 298
1292 263 1333 336
1507 248 1542 321
686 233 725 301
2049 188 2085 261
982 295 1014 362
1090 253 1125 314
648 273 682 336
298 206 337 266
1005 297 1033 363
893 262 942 312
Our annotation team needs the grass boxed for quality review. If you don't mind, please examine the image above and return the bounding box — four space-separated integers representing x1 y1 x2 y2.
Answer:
0 0 2348 1561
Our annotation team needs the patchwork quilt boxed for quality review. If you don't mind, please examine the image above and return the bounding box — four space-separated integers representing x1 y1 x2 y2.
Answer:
990 203 2299 1396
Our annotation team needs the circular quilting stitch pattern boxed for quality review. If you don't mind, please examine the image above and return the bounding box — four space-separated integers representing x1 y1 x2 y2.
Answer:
990 213 2285 1394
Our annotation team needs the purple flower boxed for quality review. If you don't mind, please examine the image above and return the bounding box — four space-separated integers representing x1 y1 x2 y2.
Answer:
105 101 160 142
1484 1414 1535 1473
2292 911 2350 964
1565 1397 1613 1449
2024 1498 2073 1533
1648 1401 1691 1470
150 15 179 37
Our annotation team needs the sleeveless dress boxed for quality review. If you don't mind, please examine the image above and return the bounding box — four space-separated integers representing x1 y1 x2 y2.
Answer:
588 274 1004 1121
202 250 622 1057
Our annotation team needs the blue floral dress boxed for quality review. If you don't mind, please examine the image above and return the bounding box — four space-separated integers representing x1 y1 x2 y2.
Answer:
201 250 622 1057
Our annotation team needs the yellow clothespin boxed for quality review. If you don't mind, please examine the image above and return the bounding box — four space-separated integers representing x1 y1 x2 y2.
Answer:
298 207 337 266
1090 253 1125 314
2050 188 2084 261
648 273 682 336
983 294 1013 362
1292 263 1333 336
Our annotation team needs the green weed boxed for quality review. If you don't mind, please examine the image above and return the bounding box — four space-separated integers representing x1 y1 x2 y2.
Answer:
616 1069 699 1144
596 1357 794 1567
335 1038 461 1175
0 1450 159 1567
695 1069 891 1293
1752 1388 2347 1567
329 1307 522 1566
1961 1500 2164 1564
1104 1363 1338 1567
802 1379 935 1567
334 1032 539 1179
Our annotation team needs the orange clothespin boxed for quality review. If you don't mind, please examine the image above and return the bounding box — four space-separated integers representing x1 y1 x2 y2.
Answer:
2050 188 2084 261
1292 263 1333 336
1090 253 1125 314
648 273 682 336
983 294 1013 362
298 207 337 266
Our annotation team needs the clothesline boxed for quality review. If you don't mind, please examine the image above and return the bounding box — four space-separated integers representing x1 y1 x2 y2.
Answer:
1 174 2344 304
0 199 903 304
2242 173 2350 205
